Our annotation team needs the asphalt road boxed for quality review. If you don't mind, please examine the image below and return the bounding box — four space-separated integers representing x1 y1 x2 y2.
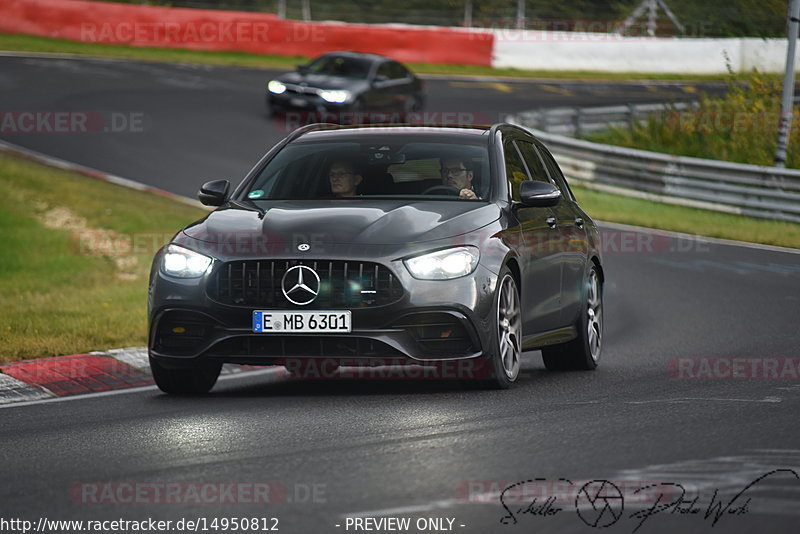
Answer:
1 56 799 534
0 55 723 197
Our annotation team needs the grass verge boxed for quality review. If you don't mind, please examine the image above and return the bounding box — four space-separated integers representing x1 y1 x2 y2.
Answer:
572 185 800 249
0 153 206 363
0 33 731 81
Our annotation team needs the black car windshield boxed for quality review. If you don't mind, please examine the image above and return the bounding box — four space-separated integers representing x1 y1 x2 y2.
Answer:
244 135 491 201
306 56 372 79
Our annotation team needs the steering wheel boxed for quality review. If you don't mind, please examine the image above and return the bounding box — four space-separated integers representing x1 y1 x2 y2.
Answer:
422 184 461 196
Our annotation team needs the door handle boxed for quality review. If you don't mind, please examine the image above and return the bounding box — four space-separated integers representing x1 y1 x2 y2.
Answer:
546 216 557 229
575 217 584 228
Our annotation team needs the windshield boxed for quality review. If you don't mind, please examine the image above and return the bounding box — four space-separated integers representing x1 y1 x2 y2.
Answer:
244 135 491 201
306 55 372 79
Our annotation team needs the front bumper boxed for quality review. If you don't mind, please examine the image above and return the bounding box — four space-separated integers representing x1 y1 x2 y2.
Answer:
148 257 498 368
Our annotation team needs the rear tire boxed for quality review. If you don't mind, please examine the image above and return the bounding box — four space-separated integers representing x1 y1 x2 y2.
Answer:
348 98 366 124
542 265 602 371
149 357 222 395
480 267 522 389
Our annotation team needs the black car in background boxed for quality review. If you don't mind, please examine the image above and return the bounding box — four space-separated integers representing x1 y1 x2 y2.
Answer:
148 123 604 394
266 51 425 116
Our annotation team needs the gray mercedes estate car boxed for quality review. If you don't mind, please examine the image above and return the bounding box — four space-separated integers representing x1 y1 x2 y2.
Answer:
148 123 604 393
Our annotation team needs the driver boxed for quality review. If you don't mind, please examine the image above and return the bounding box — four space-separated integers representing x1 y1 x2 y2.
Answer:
329 159 363 197
439 156 478 199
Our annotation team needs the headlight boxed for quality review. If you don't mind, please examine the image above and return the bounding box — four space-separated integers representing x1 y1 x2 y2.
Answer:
404 246 479 280
319 90 351 103
162 245 212 278
268 80 287 94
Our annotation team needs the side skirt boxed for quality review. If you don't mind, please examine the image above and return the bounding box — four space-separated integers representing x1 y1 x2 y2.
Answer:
522 326 577 351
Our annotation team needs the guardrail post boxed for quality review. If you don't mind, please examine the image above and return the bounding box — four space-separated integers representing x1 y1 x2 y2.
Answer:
573 107 583 137
628 103 637 131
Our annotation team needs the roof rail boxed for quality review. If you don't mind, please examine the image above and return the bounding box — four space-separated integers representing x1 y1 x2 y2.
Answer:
284 123 340 143
296 123 491 131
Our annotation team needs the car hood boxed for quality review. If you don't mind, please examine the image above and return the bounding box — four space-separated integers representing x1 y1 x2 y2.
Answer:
277 72 368 91
183 200 500 247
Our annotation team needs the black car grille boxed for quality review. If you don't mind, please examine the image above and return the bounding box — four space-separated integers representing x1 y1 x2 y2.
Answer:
285 85 318 96
209 260 404 308
207 336 406 359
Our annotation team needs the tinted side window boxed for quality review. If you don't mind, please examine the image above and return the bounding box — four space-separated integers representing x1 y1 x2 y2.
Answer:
376 62 392 79
535 144 575 201
503 140 529 201
389 62 409 80
515 141 550 183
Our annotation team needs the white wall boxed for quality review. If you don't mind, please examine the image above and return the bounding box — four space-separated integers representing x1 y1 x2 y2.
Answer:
490 30 799 74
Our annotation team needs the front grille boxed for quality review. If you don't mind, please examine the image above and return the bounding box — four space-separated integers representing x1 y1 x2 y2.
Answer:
209 260 404 308
285 85 318 96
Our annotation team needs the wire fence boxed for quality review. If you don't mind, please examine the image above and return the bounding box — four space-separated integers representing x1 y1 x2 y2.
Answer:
86 1 786 37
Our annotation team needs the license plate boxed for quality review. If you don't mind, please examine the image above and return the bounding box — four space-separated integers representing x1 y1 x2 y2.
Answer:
290 97 308 107
253 310 351 333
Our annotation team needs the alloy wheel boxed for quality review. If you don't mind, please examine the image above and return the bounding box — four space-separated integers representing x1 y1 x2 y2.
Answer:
497 274 522 380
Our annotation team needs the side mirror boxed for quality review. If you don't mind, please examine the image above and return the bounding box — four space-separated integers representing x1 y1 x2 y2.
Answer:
372 74 388 85
198 180 230 207
297 64 309 75
518 180 561 207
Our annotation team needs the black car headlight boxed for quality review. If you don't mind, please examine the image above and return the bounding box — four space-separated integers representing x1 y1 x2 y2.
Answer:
404 246 479 280
268 80 287 94
162 245 213 278
319 90 352 103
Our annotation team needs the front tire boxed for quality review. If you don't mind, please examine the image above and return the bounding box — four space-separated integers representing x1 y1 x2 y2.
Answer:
402 95 421 121
481 267 522 389
149 357 222 395
542 264 602 371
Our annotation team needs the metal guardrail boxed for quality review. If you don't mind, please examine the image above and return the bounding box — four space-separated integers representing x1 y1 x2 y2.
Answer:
522 96 800 137
514 101 697 137
507 112 800 224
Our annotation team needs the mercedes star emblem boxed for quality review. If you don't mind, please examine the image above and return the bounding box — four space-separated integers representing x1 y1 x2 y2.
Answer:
298 243 310 251
281 265 320 306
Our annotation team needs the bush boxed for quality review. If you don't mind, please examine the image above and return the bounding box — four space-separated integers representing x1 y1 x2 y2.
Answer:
589 70 800 169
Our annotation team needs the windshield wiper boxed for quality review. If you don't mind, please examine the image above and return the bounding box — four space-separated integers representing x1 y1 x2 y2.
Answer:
229 199 266 218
